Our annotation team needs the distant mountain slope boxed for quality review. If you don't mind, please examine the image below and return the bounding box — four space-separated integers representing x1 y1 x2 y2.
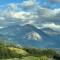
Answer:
0 24 60 48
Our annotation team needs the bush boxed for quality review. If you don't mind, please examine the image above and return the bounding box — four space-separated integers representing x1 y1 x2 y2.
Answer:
24 48 57 58
39 56 49 60
0 44 22 59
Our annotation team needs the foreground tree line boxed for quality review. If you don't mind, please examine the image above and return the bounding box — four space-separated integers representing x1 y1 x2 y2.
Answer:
0 43 60 60
24 48 60 60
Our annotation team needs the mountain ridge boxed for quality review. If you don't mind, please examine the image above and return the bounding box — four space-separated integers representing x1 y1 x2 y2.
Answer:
0 24 60 48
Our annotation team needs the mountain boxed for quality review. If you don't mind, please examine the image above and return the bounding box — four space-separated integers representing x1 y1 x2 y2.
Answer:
24 31 42 41
0 24 60 48
41 27 60 48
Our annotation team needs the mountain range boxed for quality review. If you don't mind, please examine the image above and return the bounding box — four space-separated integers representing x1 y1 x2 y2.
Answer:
0 24 60 48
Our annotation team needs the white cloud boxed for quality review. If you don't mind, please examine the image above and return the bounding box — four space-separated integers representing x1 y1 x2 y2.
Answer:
21 0 36 7
0 0 60 30
42 23 60 31
8 11 38 20
42 23 60 28
52 8 60 14
0 27 4 29
8 3 17 10
0 17 5 20
26 20 35 24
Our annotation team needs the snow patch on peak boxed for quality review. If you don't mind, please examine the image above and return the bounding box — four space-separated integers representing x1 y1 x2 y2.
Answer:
24 31 42 41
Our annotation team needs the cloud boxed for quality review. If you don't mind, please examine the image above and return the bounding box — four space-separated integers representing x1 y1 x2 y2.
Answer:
8 3 17 9
0 0 39 25
0 27 4 29
52 8 60 14
42 23 60 31
42 23 60 28
9 11 38 20
0 17 5 20
0 0 60 31
48 0 60 3
21 0 36 7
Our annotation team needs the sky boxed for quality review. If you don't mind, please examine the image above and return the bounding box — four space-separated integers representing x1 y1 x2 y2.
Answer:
0 0 60 31
0 0 60 9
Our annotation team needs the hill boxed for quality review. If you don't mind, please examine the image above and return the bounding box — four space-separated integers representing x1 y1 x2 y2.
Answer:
0 43 60 60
